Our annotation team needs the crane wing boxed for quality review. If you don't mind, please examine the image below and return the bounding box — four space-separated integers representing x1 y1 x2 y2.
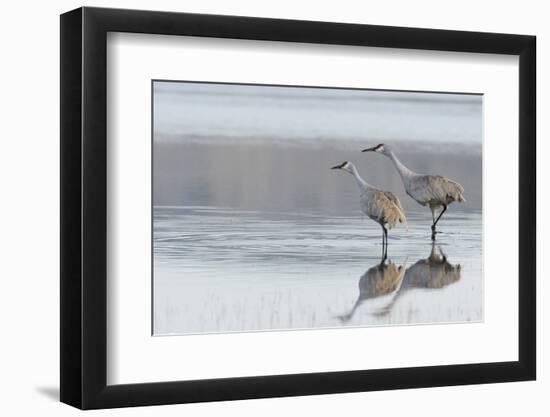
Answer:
369 190 407 229
409 175 465 205
382 191 405 212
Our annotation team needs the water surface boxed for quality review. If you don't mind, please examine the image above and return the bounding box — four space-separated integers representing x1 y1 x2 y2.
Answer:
153 207 482 335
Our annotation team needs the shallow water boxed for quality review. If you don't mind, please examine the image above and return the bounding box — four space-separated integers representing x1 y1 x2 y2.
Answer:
153 206 483 335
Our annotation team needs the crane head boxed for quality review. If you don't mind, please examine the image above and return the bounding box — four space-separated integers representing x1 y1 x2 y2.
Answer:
362 143 390 155
330 161 354 173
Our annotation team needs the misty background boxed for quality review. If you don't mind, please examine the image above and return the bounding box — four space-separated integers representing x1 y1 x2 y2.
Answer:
153 82 482 214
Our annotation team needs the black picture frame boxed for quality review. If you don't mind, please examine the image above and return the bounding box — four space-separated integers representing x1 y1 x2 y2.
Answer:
60 6 536 410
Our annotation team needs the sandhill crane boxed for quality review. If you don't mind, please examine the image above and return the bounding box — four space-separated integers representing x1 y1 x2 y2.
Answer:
337 257 407 323
331 161 407 257
362 144 465 240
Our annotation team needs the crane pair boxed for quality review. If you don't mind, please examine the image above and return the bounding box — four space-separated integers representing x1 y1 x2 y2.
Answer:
331 143 465 256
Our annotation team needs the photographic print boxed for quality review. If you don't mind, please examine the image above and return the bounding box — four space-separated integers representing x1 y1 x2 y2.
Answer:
152 81 483 336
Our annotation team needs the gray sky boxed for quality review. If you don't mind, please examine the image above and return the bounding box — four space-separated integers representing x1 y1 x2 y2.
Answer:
153 81 483 148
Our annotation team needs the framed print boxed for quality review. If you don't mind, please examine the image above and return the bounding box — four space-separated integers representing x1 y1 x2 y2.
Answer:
60 6 536 409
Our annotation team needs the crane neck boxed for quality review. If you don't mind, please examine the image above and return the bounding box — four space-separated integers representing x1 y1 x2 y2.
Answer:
348 164 372 192
388 151 416 182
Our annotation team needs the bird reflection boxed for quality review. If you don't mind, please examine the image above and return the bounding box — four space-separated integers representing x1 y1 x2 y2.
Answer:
338 243 461 323
337 256 407 323
401 243 461 291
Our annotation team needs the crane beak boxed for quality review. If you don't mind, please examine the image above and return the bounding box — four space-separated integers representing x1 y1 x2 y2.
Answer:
331 162 347 170
361 146 377 152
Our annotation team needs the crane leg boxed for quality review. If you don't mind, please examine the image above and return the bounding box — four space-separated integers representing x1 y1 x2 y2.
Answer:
383 226 388 260
382 227 388 260
431 205 447 240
